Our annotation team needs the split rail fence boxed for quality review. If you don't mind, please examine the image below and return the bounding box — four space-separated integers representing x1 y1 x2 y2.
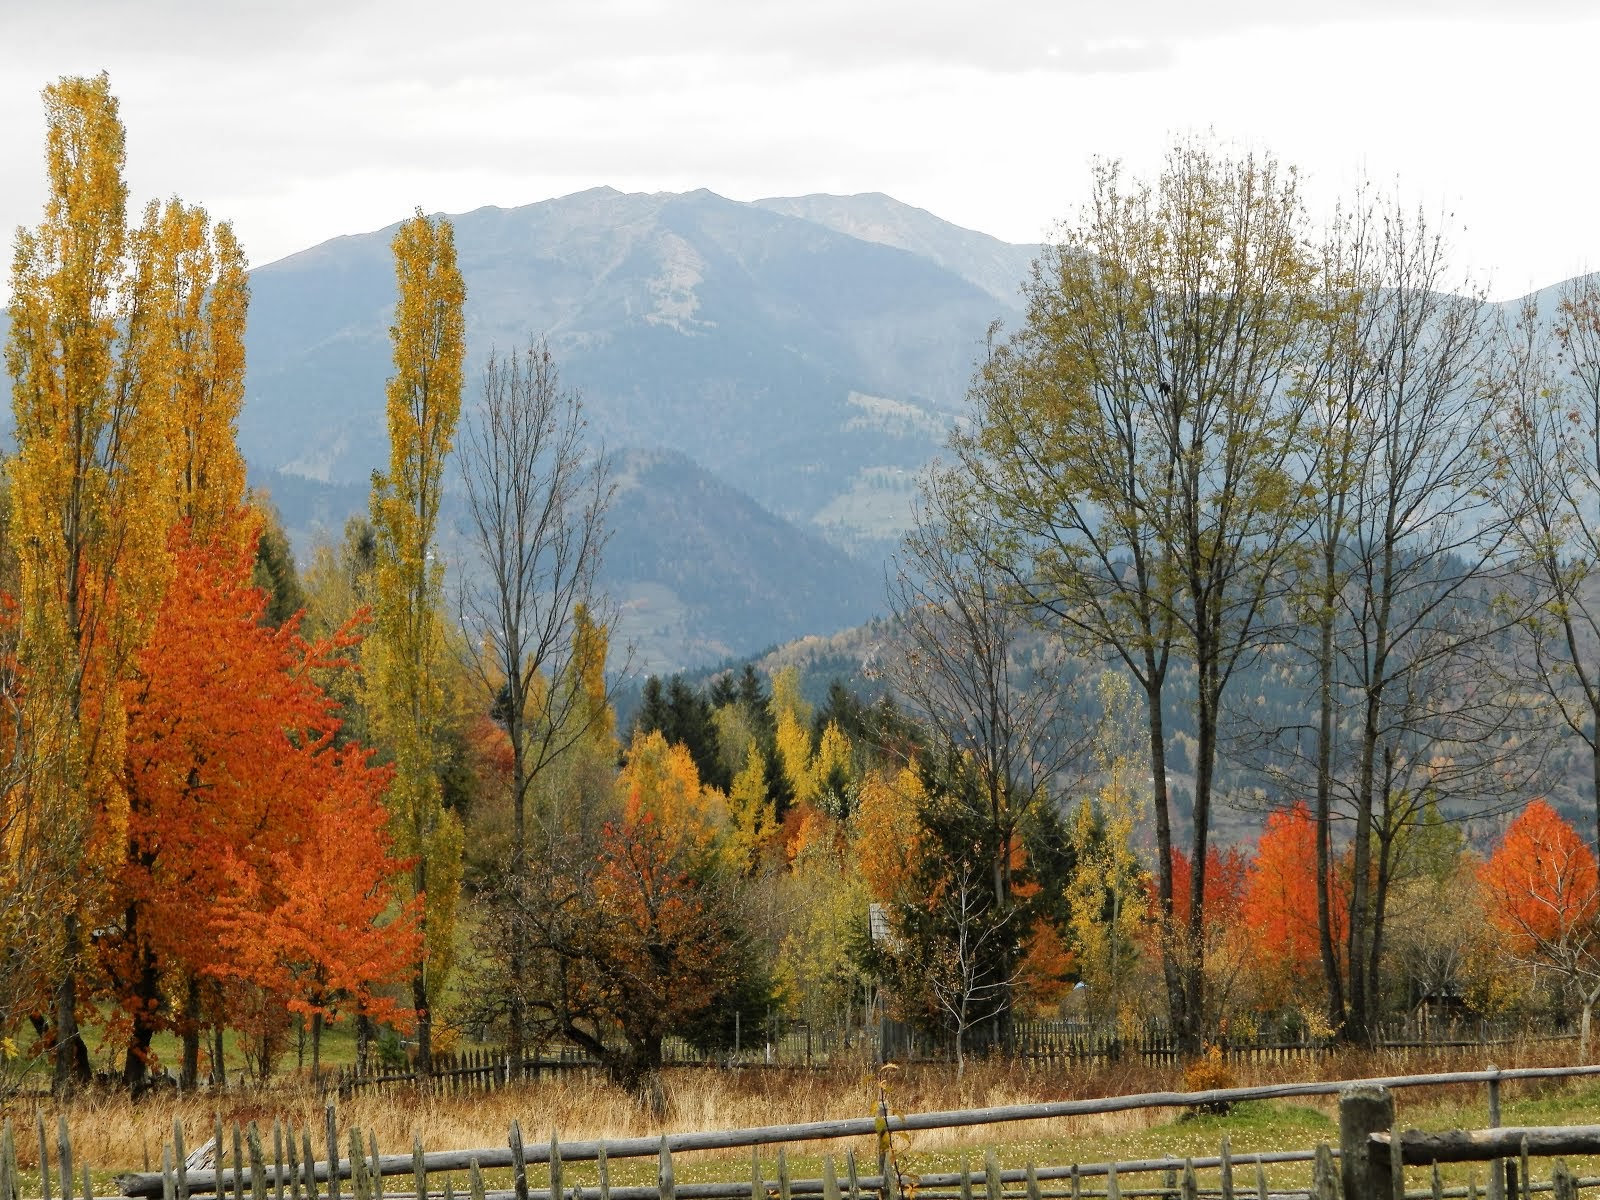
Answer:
4 1063 1600 1200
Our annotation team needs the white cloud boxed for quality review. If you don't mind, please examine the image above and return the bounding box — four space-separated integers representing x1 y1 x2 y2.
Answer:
0 2 1595 298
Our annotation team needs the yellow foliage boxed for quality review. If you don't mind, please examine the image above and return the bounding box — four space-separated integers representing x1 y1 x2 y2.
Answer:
6 73 192 917
1065 672 1150 1023
618 729 724 853
811 720 854 816
1182 1042 1237 1104
774 838 868 1025
724 742 775 870
850 765 925 904
366 209 467 1035
127 197 250 544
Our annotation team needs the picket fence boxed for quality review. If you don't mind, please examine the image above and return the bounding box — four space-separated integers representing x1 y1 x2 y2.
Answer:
326 1018 1575 1099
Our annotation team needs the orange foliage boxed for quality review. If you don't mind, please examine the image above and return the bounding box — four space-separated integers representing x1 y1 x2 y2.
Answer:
1015 915 1075 1011
851 766 924 904
1240 801 1346 1006
111 528 409 1072
781 800 832 862
585 806 743 1035
1165 844 1249 925
1480 799 1600 952
212 751 418 1031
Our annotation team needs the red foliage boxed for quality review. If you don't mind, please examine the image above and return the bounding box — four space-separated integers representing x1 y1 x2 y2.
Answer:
1241 800 1347 1003
1479 799 1599 952
110 527 410 1073
1166 844 1249 925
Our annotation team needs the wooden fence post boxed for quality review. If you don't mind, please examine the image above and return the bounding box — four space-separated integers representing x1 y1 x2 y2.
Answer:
658 1140 675 1200
325 1108 340 1200
1311 1144 1338 1200
1487 1064 1504 1200
1340 1084 1394 1200
1552 1159 1576 1200
58 1115 75 1200
508 1122 527 1200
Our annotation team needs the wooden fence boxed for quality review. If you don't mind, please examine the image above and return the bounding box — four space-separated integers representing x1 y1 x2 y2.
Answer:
3 1063 1597 1200
326 1019 1577 1099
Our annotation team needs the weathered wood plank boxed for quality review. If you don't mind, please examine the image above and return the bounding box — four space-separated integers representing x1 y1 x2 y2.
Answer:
1371 1128 1600 1166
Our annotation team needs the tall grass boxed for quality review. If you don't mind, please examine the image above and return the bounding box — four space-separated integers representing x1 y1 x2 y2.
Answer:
1 1038 1590 1178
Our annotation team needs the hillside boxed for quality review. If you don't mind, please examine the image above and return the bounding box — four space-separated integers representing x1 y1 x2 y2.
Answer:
240 187 1021 546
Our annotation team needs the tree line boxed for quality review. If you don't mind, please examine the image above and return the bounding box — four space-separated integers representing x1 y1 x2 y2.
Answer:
6 77 1600 1112
917 138 1600 1058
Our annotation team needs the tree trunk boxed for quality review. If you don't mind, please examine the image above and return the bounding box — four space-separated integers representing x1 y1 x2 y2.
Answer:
413 852 432 1074
1186 671 1219 1056
311 1010 323 1079
506 706 527 1080
181 975 201 1089
1315 550 1347 1034
53 912 89 1094
1145 672 1185 1046
120 937 161 1089
212 1022 227 1087
605 1038 667 1118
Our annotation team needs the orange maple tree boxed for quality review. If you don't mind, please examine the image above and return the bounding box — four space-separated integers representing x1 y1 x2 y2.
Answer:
1479 799 1600 1048
109 526 406 1084
211 748 418 1077
1241 800 1348 1010
1480 799 1599 951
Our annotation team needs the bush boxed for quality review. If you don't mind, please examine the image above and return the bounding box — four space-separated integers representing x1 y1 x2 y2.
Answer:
1181 1043 1236 1114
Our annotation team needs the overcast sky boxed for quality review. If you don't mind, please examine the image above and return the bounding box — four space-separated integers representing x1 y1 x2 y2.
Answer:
2 1 1595 301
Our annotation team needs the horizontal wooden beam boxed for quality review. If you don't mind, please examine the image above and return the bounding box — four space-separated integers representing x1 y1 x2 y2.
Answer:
1372 1127 1600 1166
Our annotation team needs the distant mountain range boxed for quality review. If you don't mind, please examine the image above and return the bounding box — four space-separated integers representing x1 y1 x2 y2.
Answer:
236 187 1040 669
10 187 1591 673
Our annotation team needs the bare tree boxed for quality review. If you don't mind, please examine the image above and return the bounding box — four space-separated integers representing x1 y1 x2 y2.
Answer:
1274 193 1533 1043
954 143 1319 1051
887 463 1083 905
457 336 615 1075
1496 276 1600 854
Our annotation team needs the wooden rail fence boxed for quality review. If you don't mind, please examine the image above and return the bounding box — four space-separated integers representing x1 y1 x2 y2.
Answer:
3 1063 1599 1200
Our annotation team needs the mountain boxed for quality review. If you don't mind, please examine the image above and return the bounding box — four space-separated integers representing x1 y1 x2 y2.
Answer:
231 187 1045 667
240 187 1025 551
753 192 1041 308
602 448 884 671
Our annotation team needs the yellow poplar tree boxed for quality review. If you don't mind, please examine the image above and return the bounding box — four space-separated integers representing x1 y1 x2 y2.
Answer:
129 197 250 542
368 208 466 1072
5 73 185 1090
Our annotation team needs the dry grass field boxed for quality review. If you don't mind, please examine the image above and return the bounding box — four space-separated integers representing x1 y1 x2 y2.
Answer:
2 1040 1596 1199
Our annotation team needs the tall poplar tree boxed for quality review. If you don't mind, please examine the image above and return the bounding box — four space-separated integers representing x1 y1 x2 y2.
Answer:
5 73 178 1090
368 209 466 1072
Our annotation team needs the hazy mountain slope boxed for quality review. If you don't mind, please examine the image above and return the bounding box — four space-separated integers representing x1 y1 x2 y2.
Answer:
602 448 884 670
255 447 886 672
754 191 1042 308
240 187 1017 536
